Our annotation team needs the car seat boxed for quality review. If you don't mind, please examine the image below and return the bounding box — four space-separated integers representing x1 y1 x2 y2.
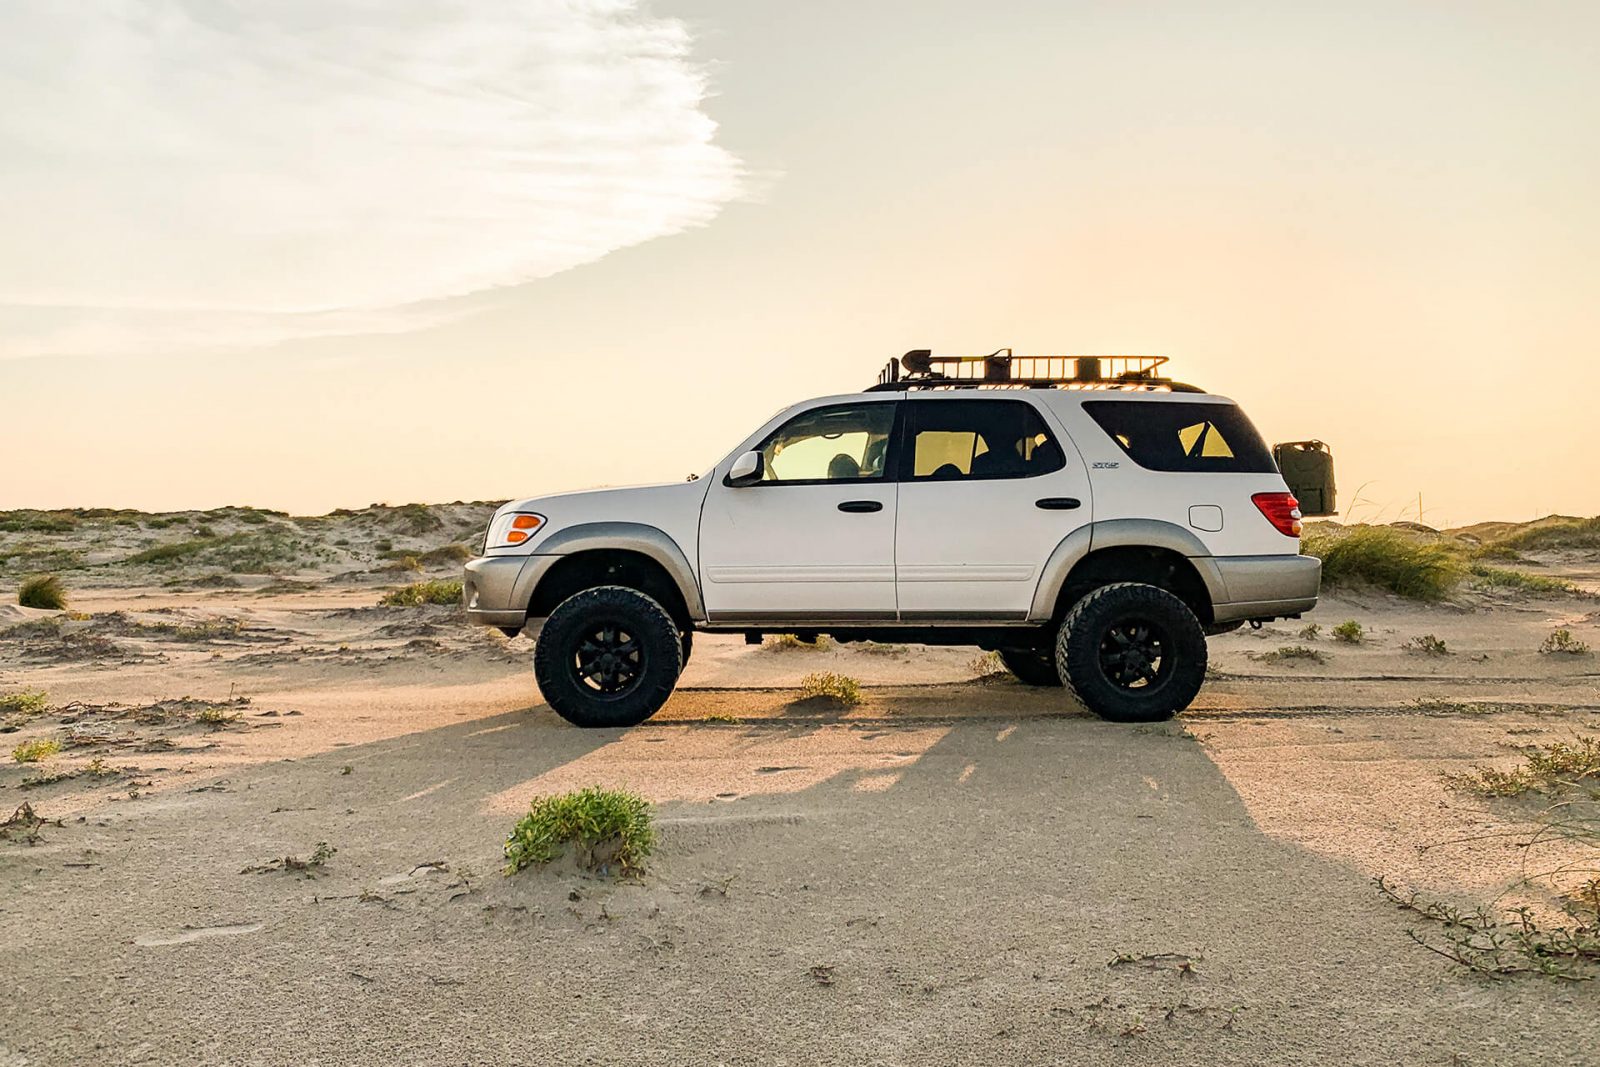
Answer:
827 454 862 480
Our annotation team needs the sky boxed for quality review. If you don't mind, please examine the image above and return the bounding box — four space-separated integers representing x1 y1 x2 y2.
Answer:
2 0 1597 526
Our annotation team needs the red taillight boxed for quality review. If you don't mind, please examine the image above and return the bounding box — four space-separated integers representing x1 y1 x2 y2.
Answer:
1252 492 1303 537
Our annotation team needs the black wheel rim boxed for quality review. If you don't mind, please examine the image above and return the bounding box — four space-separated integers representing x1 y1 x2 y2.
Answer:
1096 615 1174 691
572 620 645 698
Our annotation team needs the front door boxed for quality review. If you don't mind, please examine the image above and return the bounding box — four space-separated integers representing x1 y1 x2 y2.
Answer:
698 400 900 622
895 396 1092 618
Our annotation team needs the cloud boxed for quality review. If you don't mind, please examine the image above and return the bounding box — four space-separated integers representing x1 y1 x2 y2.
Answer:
0 0 744 357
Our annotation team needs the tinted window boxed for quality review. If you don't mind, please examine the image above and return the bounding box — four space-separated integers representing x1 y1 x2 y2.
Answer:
757 402 896 483
904 400 1065 481
1083 400 1275 473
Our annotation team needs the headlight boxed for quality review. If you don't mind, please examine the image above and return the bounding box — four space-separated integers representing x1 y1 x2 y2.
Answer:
484 511 546 550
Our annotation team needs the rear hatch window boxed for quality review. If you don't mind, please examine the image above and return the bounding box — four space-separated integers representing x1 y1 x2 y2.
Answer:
1083 400 1275 473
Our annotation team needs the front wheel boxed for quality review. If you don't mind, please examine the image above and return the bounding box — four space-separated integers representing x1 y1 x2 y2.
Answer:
1057 582 1207 723
533 586 683 728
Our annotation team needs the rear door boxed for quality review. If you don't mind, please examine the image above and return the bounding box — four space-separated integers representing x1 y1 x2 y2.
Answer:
894 396 1092 618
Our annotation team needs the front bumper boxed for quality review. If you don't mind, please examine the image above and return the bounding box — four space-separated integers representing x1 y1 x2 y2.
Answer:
462 554 560 629
1209 553 1322 624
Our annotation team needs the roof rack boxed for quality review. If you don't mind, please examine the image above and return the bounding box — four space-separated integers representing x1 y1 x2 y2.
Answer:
869 349 1203 393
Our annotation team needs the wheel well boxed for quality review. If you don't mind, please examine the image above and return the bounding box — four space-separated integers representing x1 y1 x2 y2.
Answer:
527 550 691 630
1055 546 1213 625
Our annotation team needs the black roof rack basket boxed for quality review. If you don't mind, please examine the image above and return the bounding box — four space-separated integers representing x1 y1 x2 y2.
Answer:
871 349 1201 392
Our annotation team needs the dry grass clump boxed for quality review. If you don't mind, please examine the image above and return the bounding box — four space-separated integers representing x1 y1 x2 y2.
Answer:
18 574 67 610
798 672 863 707
1304 524 1578 601
1447 735 1600 798
504 787 654 876
1540 629 1592 656
380 579 463 607
764 633 832 652
1256 645 1326 664
1468 564 1575 595
1402 634 1451 656
11 738 61 764
1302 526 1465 600
1486 516 1600 555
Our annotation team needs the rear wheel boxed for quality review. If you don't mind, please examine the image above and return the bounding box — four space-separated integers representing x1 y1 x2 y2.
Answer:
997 647 1062 687
533 586 682 728
1057 582 1207 723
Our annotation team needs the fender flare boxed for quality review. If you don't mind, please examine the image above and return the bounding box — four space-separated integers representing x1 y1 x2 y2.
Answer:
526 521 706 621
1028 518 1227 621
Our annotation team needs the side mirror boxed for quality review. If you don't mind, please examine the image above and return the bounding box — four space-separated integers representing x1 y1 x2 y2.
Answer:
726 450 764 487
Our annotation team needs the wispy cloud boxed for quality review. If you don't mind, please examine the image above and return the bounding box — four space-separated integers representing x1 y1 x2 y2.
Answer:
0 0 744 357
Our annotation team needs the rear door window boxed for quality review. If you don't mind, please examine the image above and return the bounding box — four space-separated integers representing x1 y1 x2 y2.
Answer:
1083 400 1275 473
903 399 1066 481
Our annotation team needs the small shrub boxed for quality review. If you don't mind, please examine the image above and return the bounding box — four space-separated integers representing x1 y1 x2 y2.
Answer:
243 841 337 877
763 633 832 652
1301 526 1465 601
0 690 49 714
12 738 61 763
969 650 1008 677
798 672 862 706
380 580 463 607
124 539 214 565
18 574 67 610
418 543 472 566
1540 629 1592 655
1376 876 1600 980
1331 620 1365 644
1468 564 1575 595
1297 622 1321 641
194 705 241 727
1257 645 1326 664
504 787 655 876
1402 634 1451 656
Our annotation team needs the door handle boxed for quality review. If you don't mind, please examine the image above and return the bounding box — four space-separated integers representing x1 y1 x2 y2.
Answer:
838 500 884 513
1035 497 1082 511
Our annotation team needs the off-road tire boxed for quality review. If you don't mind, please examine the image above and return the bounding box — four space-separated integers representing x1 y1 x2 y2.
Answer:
997 647 1063 687
680 629 694 667
1057 582 1207 723
533 585 683 728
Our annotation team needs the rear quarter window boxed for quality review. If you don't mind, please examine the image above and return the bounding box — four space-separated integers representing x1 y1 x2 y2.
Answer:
1083 400 1276 473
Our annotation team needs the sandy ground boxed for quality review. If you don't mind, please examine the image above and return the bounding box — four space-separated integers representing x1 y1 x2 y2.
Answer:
3 519 1600 1065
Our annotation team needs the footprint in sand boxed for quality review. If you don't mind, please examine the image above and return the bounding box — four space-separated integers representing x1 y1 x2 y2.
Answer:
134 922 264 947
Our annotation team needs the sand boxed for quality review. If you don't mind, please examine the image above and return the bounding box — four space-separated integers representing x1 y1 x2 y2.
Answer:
2 508 1598 1065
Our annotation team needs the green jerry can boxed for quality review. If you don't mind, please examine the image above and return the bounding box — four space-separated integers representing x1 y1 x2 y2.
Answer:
1272 440 1336 517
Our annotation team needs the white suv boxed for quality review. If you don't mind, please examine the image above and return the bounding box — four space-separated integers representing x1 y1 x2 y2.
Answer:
464 351 1322 727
